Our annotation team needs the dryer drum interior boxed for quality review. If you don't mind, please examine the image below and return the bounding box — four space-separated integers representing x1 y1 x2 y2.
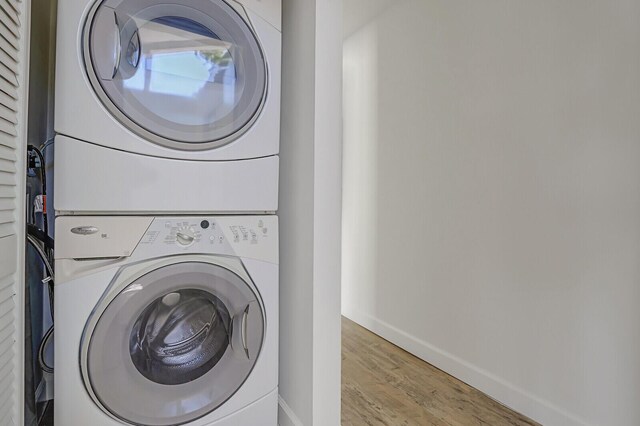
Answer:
81 261 265 426
83 0 268 150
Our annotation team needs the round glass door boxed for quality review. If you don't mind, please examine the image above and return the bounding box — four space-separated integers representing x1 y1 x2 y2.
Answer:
82 261 265 426
83 0 267 150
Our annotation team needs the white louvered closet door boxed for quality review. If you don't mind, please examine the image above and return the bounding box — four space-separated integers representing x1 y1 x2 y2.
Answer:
0 0 30 424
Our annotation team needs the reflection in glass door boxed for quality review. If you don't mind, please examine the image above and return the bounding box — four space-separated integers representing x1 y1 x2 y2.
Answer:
85 0 267 149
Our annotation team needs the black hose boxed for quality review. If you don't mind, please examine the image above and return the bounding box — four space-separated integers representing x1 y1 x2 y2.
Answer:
38 325 54 374
25 234 53 281
27 224 54 252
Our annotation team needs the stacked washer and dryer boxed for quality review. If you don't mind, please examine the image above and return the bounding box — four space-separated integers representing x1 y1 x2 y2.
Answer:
53 0 281 425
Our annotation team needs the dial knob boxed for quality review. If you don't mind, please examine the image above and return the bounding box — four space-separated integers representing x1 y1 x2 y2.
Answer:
176 226 196 246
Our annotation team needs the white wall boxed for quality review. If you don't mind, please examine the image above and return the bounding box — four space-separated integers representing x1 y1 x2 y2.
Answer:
342 1 640 425
279 0 342 425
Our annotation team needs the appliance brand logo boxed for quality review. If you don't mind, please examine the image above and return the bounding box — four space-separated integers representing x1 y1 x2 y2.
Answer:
71 226 99 236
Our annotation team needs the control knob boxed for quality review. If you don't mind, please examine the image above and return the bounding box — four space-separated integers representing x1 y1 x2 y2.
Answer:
176 226 196 246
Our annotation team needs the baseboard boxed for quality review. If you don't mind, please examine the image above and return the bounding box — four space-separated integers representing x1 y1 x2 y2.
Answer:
278 395 304 426
342 306 591 426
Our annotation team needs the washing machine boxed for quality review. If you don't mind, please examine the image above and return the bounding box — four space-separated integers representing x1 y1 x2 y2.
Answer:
54 215 278 425
54 0 281 214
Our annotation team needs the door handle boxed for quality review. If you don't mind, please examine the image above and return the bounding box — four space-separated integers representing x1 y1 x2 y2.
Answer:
241 304 250 358
112 15 122 78
231 302 260 360
91 6 121 80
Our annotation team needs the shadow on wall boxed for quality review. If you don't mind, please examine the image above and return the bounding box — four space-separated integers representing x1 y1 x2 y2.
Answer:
341 11 380 336
341 1 640 426
342 0 396 38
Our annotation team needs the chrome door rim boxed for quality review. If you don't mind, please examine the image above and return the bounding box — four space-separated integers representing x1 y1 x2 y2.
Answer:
79 255 266 426
81 0 269 151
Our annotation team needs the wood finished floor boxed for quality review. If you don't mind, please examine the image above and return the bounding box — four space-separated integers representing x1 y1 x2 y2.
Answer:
341 318 540 426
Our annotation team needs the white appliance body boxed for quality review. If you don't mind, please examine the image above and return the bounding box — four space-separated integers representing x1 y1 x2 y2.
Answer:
54 135 279 214
54 0 281 213
54 215 278 426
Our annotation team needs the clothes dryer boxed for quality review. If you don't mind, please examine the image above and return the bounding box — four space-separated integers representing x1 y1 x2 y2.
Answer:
54 0 281 213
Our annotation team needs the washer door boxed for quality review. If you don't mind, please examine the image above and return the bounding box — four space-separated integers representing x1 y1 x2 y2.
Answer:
81 261 265 426
84 0 267 150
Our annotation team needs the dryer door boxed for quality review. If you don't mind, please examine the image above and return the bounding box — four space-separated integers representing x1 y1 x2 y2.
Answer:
84 0 267 150
81 261 265 426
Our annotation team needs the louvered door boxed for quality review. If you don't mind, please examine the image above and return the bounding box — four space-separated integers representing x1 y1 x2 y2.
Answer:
0 0 30 424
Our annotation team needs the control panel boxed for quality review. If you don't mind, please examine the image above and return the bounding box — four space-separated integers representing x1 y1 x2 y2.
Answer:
136 216 278 263
55 216 278 264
